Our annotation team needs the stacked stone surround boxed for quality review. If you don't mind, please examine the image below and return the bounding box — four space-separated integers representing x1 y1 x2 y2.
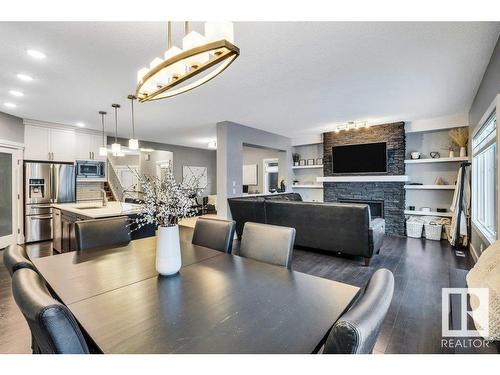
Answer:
322 122 406 235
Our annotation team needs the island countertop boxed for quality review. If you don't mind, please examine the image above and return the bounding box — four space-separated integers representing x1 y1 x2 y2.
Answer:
52 201 142 219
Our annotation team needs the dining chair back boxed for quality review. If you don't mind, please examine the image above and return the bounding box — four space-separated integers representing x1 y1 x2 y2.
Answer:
3 244 36 277
192 217 236 253
239 222 296 269
323 268 394 354
75 216 131 251
12 268 90 354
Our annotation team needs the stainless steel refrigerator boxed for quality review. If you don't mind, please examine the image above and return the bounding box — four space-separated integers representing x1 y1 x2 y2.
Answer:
24 161 76 243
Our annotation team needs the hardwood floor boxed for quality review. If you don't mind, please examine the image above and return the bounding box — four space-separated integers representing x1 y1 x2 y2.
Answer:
0 234 491 354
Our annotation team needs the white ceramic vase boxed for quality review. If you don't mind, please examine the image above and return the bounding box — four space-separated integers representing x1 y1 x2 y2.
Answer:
155 225 182 276
460 147 467 157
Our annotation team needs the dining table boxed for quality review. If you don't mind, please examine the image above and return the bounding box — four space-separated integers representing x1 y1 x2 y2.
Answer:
31 237 360 354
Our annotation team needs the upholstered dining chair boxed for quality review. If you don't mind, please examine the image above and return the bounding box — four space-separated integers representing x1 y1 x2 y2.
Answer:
192 217 236 253
12 268 90 354
3 244 36 277
75 216 131 251
323 268 394 354
238 222 296 269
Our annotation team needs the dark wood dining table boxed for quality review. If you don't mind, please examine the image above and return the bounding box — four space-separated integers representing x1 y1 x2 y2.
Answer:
31 237 359 354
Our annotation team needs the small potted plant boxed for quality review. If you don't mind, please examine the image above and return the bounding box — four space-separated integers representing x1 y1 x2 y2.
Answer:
132 163 199 276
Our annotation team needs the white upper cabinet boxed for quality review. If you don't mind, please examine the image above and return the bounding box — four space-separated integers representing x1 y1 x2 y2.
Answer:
24 125 51 161
90 134 107 161
24 122 105 162
75 132 92 160
50 128 76 162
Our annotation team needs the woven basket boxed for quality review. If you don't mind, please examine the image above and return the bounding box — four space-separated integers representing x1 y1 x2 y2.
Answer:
424 223 443 241
406 221 424 238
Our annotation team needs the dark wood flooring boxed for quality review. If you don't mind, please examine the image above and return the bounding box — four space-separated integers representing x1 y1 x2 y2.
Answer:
0 233 490 354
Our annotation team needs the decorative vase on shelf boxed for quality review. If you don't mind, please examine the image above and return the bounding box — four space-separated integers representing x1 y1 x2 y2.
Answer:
156 225 182 276
460 147 467 157
449 150 455 158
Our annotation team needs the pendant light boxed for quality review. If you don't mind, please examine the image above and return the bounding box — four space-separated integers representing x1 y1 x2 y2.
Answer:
127 95 139 150
111 104 121 155
98 111 108 156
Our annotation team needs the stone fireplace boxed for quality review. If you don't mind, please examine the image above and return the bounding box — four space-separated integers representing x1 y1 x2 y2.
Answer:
322 122 406 235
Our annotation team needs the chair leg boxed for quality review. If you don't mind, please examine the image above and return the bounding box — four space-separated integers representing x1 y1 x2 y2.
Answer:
376 248 381 255
363 257 371 266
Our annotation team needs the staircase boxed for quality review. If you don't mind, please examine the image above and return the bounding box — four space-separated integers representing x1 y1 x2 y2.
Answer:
103 181 116 202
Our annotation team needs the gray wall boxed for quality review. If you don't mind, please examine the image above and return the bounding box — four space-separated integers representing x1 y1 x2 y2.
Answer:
468 35 500 258
242 145 284 194
108 137 217 195
469 36 500 127
0 111 24 144
216 121 293 219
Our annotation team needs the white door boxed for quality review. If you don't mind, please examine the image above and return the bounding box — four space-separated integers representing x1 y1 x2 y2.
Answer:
50 128 76 162
0 147 22 248
90 133 107 161
75 132 92 160
24 125 50 161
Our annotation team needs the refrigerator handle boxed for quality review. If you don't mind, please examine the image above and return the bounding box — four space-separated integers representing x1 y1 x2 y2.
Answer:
49 164 55 203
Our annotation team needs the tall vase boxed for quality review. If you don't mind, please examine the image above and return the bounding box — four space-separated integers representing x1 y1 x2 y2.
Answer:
156 225 182 276
460 147 467 157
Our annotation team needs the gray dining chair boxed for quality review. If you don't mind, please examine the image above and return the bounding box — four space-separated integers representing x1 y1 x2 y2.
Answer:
12 268 90 354
323 268 394 354
192 217 236 253
3 244 36 277
75 216 131 251
238 222 296 269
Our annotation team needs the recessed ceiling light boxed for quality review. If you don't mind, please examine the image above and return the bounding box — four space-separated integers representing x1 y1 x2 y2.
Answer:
9 90 24 97
4 102 17 108
27 49 46 59
76 122 86 128
17 73 33 82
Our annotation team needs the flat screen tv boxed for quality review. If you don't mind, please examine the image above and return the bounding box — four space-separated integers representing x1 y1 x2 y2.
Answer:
332 142 387 174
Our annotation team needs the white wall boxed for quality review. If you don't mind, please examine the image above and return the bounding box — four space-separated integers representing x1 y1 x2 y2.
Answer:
242 145 283 194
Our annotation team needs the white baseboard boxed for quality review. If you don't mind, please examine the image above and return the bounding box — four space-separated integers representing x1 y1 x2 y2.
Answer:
470 242 480 263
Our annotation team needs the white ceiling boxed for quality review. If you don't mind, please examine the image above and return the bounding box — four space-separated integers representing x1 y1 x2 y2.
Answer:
0 22 498 148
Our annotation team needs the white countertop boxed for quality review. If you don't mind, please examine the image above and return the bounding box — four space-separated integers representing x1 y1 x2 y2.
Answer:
52 201 142 219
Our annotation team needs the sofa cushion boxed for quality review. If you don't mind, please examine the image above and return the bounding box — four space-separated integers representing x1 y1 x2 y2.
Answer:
263 193 303 202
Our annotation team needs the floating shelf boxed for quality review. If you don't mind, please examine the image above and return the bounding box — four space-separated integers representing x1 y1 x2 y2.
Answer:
404 210 453 218
318 175 409 182
292 165 323 170
404 185 456 190
404 157 469 164
292 185 324 189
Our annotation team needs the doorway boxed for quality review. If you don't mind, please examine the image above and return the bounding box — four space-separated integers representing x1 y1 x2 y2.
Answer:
263 158 279 193
0 146 23 248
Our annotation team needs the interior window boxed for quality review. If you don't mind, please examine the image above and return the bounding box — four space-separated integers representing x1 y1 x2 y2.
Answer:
472 112 497 244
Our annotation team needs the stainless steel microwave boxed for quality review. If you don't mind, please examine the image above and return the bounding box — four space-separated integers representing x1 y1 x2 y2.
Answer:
76 160 106 180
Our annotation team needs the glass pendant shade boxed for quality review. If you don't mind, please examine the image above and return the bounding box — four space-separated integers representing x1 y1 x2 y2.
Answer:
129 138 139 150
182 31 209 70
204 22 234 43
163 46 185 82
111 142 121 153
99 146 108 156
137 67 148 84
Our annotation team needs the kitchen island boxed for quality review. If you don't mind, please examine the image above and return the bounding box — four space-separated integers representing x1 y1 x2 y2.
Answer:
52 201 146 253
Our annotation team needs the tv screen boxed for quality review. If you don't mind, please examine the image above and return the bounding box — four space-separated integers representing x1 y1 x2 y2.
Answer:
332 142 387 174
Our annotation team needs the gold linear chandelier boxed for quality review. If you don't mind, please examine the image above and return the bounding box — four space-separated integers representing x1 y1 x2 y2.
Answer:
136 21 240 102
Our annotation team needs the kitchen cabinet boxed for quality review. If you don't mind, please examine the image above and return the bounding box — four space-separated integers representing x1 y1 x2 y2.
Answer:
24 125 51 160
72 133 106 161
50 128 75 162
24 123 105 162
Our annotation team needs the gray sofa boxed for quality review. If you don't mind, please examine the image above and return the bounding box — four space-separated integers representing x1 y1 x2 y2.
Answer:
228 193 385 265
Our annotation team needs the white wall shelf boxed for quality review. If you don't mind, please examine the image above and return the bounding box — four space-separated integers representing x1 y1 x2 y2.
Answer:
404 157 469 164
318 175 409 183
404 210 453 217
404 184 456 190
292 165 323 169
292 185 323 189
